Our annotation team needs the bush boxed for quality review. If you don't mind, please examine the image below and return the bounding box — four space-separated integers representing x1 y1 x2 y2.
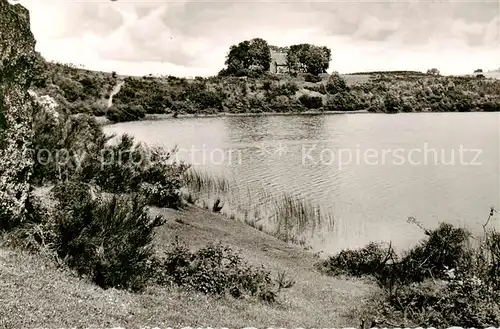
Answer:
304 73 322 83
377 274 500 327
95 134 189 209
171 100 197 114
136 145 188 209
271 82 299 97
304 84 327 95
480 100 500 112
316 242 396 278
105 104 146 123
268 95 305 113
320 219 500 327
325 91 364 111
326 73 348 94
50 187 164 291
153 239 294 303
31 111 110 185
318 223 473 285
298 94 323 109
396 223 472 284
51 180 94 209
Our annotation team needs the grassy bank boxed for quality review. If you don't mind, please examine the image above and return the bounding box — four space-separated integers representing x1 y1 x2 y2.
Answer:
0 205 374 328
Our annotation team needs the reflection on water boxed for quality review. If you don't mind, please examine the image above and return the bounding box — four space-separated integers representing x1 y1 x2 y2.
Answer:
105 112 500 254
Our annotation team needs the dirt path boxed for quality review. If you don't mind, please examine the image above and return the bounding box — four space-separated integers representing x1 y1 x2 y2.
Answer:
107 80 124 108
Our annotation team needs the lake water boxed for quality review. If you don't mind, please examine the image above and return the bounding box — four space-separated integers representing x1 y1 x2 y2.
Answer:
104 112 500 254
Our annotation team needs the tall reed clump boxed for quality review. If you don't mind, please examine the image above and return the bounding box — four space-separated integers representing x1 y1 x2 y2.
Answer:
271 192 335 245
183 168 231 194
182 168 335 246
317 210 500 328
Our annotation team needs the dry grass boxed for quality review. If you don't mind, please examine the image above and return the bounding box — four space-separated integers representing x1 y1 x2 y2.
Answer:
341 74 371 86
0 205 374 328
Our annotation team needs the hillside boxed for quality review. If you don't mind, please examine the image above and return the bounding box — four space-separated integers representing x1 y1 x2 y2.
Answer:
31 58 500 123
0 205 375 328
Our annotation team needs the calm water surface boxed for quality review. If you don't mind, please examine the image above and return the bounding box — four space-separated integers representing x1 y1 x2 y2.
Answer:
105 113 500 253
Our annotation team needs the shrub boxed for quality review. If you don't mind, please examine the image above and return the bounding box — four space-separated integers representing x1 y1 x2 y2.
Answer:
50 188 164 291
153 239 294 303
31 111 110 185
51 180 95 209
268 95 305 113
94 134 143 193
105 104 146 123
318 223 473 285
316 242 396 277
304 73 323 83
273 82 299 97
171 100 197 114
326 73 348 94
321 219 500 327
95 135 189 209
396 223 473 284
325 91 364 111
298 94 323 109
480 101 500 112
376 274 500 327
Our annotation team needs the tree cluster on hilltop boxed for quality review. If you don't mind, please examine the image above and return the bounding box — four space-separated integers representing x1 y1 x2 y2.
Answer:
221 38 332 77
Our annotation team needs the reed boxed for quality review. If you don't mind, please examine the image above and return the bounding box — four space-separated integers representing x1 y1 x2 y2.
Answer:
182 168 336 246
183 168 232 194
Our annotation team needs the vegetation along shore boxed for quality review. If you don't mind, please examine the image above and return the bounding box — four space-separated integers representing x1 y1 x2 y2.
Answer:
0 0 499 328
30 37 500 124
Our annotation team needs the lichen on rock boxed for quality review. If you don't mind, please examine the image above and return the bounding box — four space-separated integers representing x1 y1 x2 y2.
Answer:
0 0 37 229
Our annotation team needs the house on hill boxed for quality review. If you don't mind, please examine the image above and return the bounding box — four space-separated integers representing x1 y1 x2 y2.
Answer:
269 45 289 74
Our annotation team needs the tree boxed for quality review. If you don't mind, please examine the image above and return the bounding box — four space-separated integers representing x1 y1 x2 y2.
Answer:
248 38 271 71
286 44 331 75
426 68 440 76
224 38 271 75
326 73 348 94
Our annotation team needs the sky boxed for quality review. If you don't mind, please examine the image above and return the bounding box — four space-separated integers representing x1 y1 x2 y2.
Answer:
14 0 500 77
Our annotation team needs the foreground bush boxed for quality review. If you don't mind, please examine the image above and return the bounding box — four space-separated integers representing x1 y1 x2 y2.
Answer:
153 239 295 303
318 219 500 327
31 105 189 209
31 109 110 185
378 274 500 327
96 134 189 209
317 223 472 284
396 222 472 284
49 184 164 291
315 242 395 278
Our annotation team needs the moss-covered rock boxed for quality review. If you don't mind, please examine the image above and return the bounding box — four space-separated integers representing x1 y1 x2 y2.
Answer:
0 0 37 229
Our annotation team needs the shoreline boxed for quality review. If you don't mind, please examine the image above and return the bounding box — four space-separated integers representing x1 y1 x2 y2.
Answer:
96 109 369 126
96 108 500 126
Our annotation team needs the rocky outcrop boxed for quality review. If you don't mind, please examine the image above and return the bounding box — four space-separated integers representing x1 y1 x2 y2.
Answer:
0 0 37 228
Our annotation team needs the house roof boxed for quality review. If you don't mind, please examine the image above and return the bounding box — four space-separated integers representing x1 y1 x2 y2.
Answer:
271 51 287 66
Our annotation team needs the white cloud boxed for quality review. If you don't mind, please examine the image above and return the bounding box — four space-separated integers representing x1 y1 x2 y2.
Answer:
19 0 500 76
